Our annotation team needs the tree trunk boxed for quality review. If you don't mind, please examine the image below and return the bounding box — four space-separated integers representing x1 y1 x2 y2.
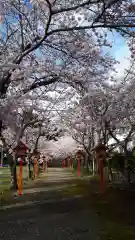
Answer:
28 154 32 179
92 156 95 176
12 163 18 190
124 145 128 170
85 154 89 171
87 154 92 172
108 158 113 181
123 144 131 183
11 152 18 190
0 120 2 137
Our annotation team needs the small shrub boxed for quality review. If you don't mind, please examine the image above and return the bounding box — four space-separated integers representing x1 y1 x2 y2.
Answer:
109 151 135 172
109 153 124 171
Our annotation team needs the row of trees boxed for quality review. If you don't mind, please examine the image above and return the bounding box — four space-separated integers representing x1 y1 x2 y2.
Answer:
0 0 135 172
63 66 135 174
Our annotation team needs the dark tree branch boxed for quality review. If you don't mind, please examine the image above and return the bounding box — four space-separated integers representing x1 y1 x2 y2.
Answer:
105 120 135 148
47 23 135 37
23 76 59 94
52 0 100 14
0 1 53 96
105 121 122 146
33 125 42 153
0 1 134 96
125 126 135 143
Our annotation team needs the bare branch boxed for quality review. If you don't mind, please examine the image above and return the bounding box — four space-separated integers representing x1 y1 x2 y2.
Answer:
52 0 99 14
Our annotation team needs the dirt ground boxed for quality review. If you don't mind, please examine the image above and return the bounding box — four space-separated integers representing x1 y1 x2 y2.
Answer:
0 168 101 240
1 168 135 239
64 178 135 240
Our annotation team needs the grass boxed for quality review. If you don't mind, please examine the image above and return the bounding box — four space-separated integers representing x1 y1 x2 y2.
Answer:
0 166 47 206
71 166 92 178
0 166 29 191
16 165 29 181
0 165 30 205
0 167 11 192
61 177 135 240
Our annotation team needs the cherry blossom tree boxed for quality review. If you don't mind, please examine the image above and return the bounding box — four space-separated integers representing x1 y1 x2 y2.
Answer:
0 0 135 178
0 0 134 97
39 135 78 159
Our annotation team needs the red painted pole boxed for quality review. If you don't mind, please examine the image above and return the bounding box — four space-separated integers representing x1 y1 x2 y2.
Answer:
99 158 104 194
18 160 23 196
77 157 81 177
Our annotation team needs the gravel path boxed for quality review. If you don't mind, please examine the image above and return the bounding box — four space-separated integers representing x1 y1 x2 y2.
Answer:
0 168 101 240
